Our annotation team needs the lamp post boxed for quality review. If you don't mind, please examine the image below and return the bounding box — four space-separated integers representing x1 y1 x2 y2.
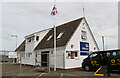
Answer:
11 35 18 63
102 36 105 51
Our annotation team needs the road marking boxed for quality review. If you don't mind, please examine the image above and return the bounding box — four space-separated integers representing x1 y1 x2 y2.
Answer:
39 73 46 76
36 73 47 78
60 73 77 76
54 72 77 77
60 73 63 78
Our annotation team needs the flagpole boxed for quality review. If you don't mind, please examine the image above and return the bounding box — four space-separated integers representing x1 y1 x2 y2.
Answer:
54 15 56 71
82 0 85 17
54 0 56 71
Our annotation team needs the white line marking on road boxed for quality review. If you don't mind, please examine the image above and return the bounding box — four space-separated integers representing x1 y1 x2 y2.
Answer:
60 73 63 78
61 73 77 76
39 73 46 76
36 73 47 78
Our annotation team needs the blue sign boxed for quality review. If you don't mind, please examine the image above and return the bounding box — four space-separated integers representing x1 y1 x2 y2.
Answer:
80 42 89 51
80 52 89 55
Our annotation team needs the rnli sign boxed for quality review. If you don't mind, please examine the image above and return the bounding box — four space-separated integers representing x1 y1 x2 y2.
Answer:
80 42 89 51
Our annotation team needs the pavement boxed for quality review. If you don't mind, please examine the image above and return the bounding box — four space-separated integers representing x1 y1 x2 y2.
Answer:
1 63 120 78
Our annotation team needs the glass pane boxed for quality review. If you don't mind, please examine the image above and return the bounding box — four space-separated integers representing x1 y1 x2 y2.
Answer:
112 52 117 56
75 52 77 57
47 35 53 41
57 32 64 39
81 31 87 40
118 51 120 56
89 53 97 58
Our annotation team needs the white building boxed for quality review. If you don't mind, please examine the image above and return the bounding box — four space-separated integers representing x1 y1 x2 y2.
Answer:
16 17 99 69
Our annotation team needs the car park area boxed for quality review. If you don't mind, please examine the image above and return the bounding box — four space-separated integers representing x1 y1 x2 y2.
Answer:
1 63 120 78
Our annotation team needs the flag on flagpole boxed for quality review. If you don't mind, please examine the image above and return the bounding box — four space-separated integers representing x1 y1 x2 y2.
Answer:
51 5 58 16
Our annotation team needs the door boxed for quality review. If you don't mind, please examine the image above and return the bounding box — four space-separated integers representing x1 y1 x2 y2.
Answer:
89 53 100 67
110 51 118 66
41 51 49 66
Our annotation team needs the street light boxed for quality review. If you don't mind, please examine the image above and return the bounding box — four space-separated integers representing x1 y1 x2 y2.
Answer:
11 35 18 63
11 35 18 48
102 36 105 51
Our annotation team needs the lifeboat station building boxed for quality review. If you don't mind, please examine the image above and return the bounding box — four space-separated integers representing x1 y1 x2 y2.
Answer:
16 17 99 69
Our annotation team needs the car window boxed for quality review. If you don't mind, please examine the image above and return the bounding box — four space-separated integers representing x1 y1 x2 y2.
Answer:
118 51 120 56
111 52 117 56
89 53 98 58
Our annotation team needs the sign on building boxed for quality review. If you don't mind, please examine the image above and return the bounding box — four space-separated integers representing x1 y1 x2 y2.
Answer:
80 42 89 55
9 52 17 58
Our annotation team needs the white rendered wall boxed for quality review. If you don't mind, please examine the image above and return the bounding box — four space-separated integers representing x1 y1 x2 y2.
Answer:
21 53 36 65
22 29 50 65
25 29 50 53
36 47 65 69
65 18 99 69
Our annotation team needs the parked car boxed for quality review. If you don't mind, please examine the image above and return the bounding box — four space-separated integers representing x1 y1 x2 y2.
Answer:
82 49 120 71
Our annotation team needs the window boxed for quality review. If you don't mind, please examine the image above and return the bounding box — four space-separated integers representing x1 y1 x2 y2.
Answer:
118 51 120 56
26 53 32 58
57 32 64 39
27 36 35 43
89 53 98 59
28 38 31 42
47 35 53 41
31 36 35 41
71 45 74 48
83 27 85 29
94 47 96 50
22 53 25 58
81 31 87 40
112 52 117 56
75 51 78 57
36 36 39 41
82 23 85 26
51 51 53 55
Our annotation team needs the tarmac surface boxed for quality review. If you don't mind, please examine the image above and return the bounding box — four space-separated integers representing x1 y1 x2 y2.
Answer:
1 63 120 78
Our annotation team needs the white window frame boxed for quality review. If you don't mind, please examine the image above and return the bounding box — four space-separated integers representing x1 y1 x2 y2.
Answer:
26 53 32 58
81 30 87 40
22 53 25 58
75 51 79 60
57 32 64 39
47 35 53 41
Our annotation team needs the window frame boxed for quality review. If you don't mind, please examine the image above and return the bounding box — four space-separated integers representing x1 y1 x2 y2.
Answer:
89 53 98 59
75 51 78 57
47 35 53 41
81 30 87 40
111 51 117 57
26 53 32 58
36 36 39 41
57 32 64 39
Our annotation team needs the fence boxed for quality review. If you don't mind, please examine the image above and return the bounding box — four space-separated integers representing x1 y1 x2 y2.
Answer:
35 52 65 72
2 51 65 76
0 51 16 63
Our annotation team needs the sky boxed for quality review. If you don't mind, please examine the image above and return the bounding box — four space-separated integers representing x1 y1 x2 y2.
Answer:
1 1 119 51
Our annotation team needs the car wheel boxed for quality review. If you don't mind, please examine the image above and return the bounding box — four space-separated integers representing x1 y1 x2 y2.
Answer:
84 65 90 71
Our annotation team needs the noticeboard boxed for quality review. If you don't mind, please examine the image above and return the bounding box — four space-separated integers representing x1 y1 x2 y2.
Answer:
80 42 89 51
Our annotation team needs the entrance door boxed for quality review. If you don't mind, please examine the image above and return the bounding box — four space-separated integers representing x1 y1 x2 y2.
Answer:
41 51 49 66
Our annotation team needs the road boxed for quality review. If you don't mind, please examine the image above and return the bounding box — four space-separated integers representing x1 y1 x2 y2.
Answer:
1 63 120 78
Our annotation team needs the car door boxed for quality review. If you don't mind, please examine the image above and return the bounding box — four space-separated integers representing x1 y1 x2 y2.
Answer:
116 51 120 67
110 51 117 66
89 53 100 67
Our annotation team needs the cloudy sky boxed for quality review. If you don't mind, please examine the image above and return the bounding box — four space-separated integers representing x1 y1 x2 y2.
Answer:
1 1 118 51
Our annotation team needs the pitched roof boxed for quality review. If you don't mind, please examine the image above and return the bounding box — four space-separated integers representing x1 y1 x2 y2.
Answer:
34 18 83 50
15 40 25 51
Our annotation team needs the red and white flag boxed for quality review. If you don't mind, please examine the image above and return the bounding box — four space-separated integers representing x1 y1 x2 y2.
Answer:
51 5 58 16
